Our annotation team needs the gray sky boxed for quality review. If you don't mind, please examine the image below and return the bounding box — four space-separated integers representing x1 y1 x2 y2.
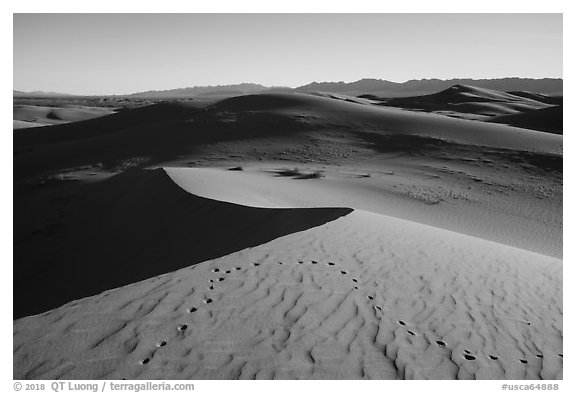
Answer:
13 13 562 95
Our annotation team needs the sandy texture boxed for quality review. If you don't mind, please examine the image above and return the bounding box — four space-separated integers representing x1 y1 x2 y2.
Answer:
14 93 562 182
14 203 562 379
13 89 562 380
13 169 350 318
359 85 562 134
166 163 561 259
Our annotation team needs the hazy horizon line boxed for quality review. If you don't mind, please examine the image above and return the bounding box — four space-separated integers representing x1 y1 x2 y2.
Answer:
13 76 564 97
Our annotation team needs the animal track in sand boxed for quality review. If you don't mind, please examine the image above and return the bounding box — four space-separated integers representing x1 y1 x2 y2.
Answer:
140 358 150 365
156 341 166 348
177 324 188 332
14 215 563 382
188 307 198 313
208 260 379 329
536 354 543 359
519 359 528 364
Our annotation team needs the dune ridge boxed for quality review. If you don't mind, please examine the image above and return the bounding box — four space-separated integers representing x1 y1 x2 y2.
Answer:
488 106 563 134
363 84 557 121
13 168 351 318
12 88 562 380
13 193 562 379
165 166 561 258
14 93 562 182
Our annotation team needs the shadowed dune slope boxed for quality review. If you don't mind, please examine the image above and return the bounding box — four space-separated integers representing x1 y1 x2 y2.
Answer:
367 85 554 118
13 102 203 146
14 93 561 182
14 208 561 379
165 165 562 258
487 106 563 135
13 168 352 318
396 84 545 104
210 92 561 153
13 99 305 181
507 91 563 106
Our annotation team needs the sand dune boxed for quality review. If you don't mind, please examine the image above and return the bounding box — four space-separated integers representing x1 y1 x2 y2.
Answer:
13 170 562 379
13 168 350 318
393 84 547 105
13 104 116 129
507 91 562 106
366 85 556 120
13 120 45 129
199 92 562 154
14 92 562 182
14 92 562 260
13 89 562 380
165 165 562 258
488 106 563 135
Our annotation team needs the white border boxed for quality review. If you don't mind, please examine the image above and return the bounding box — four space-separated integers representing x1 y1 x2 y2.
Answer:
3 2 572 392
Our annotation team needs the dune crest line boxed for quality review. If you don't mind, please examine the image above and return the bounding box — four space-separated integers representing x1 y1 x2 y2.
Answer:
13 168 352 318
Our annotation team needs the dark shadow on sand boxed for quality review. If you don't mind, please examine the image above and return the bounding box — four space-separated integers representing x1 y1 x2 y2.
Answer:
13 168 352 319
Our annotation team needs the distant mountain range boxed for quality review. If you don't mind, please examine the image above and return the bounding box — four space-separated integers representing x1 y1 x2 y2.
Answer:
13 90 72 97
14 78 563 99
295 78 563 97
127 83 269 99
